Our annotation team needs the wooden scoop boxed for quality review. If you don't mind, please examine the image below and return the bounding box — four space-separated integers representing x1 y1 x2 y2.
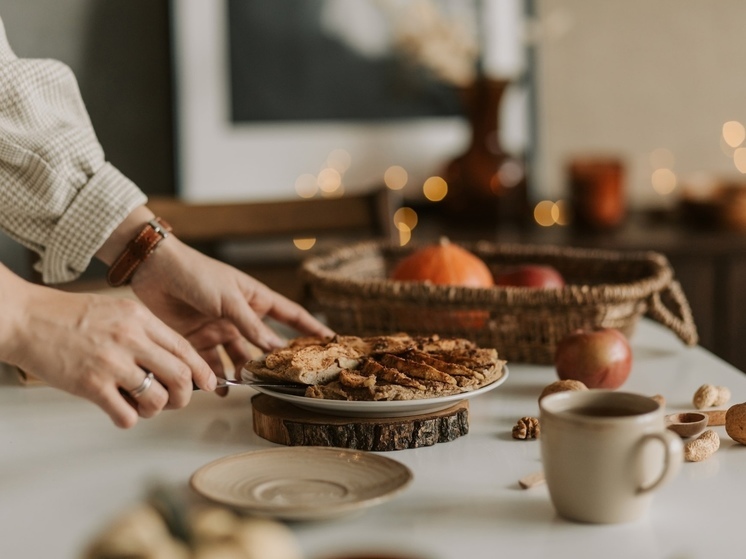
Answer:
666 412 708 438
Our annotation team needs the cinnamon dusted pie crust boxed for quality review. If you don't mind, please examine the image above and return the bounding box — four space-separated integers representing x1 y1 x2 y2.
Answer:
243 334 506 401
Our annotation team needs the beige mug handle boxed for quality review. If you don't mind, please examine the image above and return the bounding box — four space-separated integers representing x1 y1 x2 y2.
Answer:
637 430 684 495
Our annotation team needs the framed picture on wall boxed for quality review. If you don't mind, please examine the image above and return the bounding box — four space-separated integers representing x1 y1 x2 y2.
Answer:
170 0 482 203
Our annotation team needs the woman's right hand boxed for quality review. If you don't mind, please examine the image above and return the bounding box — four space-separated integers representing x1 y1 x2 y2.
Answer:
0 264 217 428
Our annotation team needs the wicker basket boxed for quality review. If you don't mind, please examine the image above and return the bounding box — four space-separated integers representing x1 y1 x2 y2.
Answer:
301 240 699 364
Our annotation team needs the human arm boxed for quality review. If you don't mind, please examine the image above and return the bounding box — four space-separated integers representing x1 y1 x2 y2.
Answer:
0 262 217 428
0 17 221 424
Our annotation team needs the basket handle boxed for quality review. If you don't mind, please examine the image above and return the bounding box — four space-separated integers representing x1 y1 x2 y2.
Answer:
647 280 699 346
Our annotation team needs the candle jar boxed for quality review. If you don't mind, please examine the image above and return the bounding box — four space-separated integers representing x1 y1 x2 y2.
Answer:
567 157 626 230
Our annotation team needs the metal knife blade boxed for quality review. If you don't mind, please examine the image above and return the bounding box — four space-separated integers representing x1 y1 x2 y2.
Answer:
194 378 308 395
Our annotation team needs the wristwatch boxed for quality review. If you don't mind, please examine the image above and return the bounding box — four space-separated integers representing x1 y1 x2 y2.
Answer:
106 217 172 287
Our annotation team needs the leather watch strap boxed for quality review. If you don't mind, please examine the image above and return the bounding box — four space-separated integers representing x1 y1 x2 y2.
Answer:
106 218 172 287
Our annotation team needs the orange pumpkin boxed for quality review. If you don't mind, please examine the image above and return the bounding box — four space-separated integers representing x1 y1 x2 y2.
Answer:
391 238 493 329
391 238 494 287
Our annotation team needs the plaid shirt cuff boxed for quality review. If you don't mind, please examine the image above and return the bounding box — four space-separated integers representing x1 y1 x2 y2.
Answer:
37 163 147 284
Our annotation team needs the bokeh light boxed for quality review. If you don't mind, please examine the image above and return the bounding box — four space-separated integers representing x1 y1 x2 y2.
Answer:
293 238 317 250
530 200 567 227
317 168 342 193
423 176 448 201
723 121 746 149
734 148 746 173
533 200 556 227
651 168 677 195
320 184 345 198
397 223 412 246
393 207 418 231
384 165 408 191
553 199 570 225
294 173 318 198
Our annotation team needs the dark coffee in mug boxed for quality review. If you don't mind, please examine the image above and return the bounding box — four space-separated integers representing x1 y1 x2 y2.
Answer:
570 405 643 418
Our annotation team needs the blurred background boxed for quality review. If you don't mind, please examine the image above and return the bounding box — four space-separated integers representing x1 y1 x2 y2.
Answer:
2 0 746 367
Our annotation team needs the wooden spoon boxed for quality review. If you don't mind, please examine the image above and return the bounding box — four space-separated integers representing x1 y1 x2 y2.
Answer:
666 412 708 438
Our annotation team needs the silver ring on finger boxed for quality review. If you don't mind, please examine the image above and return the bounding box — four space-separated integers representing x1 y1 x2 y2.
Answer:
129 371 155 398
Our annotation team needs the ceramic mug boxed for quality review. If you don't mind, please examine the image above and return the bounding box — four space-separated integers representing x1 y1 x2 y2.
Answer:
539 390 683 524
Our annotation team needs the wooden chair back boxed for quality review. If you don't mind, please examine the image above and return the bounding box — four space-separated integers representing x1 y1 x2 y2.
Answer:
147 188 400 244
146 188 402 302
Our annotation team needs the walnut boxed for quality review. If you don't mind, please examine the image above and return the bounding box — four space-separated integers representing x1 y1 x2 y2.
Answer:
538 379 588 402
512 416 540 440
693 384 731 409
725 402 746 444
684 429 720 462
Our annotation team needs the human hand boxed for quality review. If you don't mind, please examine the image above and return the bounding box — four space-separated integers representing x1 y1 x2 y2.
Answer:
0 266 216 428
129 236 335 376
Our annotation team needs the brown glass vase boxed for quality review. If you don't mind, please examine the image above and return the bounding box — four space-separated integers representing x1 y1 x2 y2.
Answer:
440 77 527 223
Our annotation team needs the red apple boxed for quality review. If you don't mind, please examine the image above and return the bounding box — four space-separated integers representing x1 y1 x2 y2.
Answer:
554 328 632 389
494 264 565 288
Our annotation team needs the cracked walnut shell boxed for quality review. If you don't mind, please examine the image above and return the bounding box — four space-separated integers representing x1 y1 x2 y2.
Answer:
512 417 540 440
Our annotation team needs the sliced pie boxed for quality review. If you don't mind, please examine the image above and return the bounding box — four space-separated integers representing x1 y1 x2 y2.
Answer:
243 333 505 401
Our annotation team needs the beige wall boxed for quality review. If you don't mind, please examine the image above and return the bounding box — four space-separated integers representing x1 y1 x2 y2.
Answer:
535 0 746 209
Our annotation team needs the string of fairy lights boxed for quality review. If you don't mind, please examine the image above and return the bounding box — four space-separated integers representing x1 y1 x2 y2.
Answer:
290 119 746 249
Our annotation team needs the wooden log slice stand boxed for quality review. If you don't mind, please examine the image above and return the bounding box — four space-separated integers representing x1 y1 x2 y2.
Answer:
252 394 469 452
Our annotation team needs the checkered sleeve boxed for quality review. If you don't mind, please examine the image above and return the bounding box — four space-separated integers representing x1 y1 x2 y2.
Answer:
0 16 147 284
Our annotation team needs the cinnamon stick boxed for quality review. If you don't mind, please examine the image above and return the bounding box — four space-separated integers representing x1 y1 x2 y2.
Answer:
702 409 727 426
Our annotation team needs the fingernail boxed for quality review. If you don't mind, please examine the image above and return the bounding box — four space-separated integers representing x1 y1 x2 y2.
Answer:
206 374 218 391
265 334 285 351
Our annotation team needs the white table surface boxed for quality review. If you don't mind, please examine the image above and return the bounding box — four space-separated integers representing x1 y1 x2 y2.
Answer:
1 319 745 559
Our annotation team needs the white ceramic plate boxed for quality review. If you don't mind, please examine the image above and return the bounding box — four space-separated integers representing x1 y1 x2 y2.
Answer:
190 447 413 521
249 366 509 418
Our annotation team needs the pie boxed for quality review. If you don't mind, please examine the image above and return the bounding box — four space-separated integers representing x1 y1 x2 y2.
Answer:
243 334 506 401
